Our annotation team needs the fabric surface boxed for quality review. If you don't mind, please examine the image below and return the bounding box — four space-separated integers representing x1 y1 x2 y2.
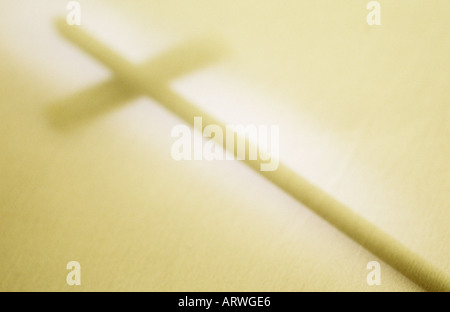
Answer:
0 0 448 291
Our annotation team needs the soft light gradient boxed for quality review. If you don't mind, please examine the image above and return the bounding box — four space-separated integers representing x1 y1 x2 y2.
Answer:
0 0 448 291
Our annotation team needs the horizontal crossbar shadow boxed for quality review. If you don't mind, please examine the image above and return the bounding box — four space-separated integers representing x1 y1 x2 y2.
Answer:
46 36 228 130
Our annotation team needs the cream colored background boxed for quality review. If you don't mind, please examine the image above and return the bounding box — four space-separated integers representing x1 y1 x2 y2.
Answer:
0 1 448 291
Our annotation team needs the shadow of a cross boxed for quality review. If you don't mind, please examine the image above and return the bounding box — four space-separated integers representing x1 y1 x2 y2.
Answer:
46 19 228 130
43 18 450 292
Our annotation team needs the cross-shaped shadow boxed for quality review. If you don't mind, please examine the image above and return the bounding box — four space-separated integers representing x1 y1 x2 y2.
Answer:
43 18 450 292
46 19 228 130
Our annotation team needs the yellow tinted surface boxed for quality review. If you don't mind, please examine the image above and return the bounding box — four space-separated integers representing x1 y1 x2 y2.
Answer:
0 0 448 291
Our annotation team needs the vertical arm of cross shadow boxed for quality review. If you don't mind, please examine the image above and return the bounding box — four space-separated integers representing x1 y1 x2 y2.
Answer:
46 19 229 130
